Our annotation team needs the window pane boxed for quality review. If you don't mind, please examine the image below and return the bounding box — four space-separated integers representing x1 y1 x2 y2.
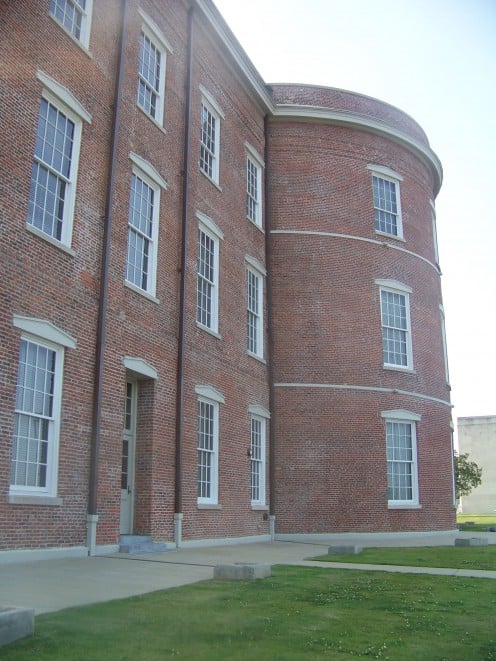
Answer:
381 290 409 366
126 174 154 291
197 400 216 500
27 99 74 241
138 32 162 119
247 158 259 223
200 103 217 179
11 340 56 489
386 421 414 501
197 229 216 328
50 0 86 40
247 270 260 354
250 417 264 503
373 176 398 236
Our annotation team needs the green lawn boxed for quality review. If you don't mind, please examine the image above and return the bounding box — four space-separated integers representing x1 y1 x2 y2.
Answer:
311 545 496 570
3 566 496 660
457 515 496 532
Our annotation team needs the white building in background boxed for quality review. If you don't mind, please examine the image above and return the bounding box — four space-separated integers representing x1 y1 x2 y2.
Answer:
458 416 496 515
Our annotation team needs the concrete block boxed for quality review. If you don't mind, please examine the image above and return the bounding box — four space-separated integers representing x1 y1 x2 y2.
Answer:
328 545 363 555
0 605 34 647
454 537 489 547
214 563 271 580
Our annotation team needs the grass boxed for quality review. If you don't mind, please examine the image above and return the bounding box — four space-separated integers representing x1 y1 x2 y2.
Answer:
457 515 496 532
311 545 496 570
2 566 496 660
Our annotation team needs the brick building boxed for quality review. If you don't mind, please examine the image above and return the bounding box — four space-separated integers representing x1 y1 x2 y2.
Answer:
0 0 456 559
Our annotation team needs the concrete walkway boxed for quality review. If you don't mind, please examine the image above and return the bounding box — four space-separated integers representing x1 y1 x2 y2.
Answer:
1 531 496 614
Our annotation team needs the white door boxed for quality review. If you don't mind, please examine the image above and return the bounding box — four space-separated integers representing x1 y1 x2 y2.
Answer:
120 381 136 535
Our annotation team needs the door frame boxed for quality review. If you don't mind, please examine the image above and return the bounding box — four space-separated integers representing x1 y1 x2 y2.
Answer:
120 379 137 535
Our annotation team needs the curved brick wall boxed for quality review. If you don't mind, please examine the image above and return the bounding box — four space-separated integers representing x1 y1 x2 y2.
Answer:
268 91 455 533
270 83 430 145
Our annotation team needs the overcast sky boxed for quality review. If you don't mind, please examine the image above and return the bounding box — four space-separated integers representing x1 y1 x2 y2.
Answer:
214 0 496 423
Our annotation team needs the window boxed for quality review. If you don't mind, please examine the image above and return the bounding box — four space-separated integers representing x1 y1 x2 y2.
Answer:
10 316 76 499
125 153 166 298
49 0 93 48
246 256 265 358
126 174 157 295
382 410 420 506
27 73 91 248
439 305 450 384
368 165 403 238
195 385 224 505
11 339 58 491
199 87 224 185
196 213 223 333
246 144 263 226
137 12 171 126
431 202 440 265
376 280 413 370
28 98 77 244
250 416 266 505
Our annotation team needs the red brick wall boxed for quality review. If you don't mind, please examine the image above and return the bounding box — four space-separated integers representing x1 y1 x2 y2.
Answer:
267 91 454 533
0 0 120 550
177 12 270 541
0 0 270 551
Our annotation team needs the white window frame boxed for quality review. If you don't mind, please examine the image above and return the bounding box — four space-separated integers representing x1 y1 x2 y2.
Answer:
195 385 224 505
245 143 264 227
246 256 266 359
137 11 172 127
368 164 403 240
375 279 413 371
381 409 421 507
125 153 166 299
199 86 224 185
196 212 223 334
10 317 76 499
49 0 93 49
27 73 91 249
439 304 450 384
250 416 266 506
430 200 440 265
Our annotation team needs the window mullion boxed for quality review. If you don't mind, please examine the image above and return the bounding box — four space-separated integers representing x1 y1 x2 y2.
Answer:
33 155 71 184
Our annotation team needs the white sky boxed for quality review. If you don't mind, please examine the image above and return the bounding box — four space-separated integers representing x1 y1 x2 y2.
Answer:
215 0 496 422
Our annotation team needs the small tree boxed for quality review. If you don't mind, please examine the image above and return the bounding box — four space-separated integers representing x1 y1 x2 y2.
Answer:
454 452 482 499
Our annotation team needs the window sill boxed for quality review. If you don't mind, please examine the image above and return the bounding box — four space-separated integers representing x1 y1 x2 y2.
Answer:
199 169 222 192
247 351 266 364
196 322 221 339
49 15 93 57
124 281 160 304
383 365 416 375
251 504 269 511
247 217 265 233
376 230 405 243
26 224 76 256
388 503 422 510
8 494 63 506
137 105 167 133
197 503 222 510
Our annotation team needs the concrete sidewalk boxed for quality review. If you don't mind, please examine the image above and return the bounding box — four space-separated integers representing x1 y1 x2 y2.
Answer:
2 532 496 615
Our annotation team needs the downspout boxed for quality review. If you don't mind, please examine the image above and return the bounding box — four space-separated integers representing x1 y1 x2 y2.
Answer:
87 0 128 556
174 3 195 548
264 113 277 540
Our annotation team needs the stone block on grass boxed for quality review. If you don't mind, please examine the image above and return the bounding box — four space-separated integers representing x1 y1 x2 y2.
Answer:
214 563 271 580
0 606 34 647
328 545 363 555
454 537 489 547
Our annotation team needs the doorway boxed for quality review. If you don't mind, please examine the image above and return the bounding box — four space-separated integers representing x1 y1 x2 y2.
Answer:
120 380 137 535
